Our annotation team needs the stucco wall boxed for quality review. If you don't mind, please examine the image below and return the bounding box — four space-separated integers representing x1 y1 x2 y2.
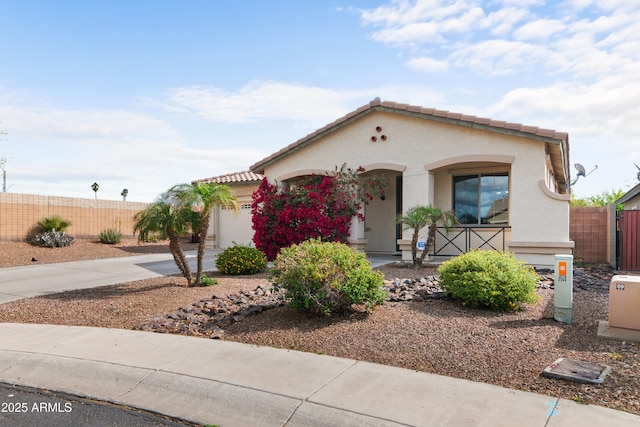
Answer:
0 192 148 241
207 183 258 248
260 110 571 267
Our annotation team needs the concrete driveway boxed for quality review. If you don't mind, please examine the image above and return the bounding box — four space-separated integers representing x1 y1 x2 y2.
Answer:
0 250 219 304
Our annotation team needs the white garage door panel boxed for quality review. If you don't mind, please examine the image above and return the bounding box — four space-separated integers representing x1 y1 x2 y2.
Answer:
219 203 254 248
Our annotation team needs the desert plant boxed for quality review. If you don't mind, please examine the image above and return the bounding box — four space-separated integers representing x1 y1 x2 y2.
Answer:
31 230 74 247
91 182 99 199
134 182 237 287
437 250 538 312
200 274 218 286
397 205 457 269
215 243 267 275
37 215 72 232
270 238 387 316
98 228 123 244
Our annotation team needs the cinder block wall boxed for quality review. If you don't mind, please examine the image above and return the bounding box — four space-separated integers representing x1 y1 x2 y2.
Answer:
0 192 148 241
569 206 610 264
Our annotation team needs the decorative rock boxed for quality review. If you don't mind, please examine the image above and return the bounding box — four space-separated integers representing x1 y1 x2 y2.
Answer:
137 268 608 338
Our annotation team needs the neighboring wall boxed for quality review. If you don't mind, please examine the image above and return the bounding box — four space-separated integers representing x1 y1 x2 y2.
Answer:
569 206 611 264
0 192 148 241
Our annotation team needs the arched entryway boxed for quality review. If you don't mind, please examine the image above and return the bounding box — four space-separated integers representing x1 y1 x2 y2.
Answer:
361 164 405 254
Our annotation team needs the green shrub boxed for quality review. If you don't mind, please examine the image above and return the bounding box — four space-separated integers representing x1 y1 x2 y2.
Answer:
38 215 71 232
437 250 538 312
270 238 387 316
200 274 218 286
98 228 123 244
215 243 267 275
31 230 74 247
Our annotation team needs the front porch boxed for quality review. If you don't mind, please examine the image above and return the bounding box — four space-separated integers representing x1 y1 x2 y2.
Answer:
396 225 511 263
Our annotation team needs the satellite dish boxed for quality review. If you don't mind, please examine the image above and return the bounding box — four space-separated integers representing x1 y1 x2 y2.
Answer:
570 163 597 186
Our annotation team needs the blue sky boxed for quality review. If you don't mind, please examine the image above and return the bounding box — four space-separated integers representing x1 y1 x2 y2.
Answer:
1 0 638 202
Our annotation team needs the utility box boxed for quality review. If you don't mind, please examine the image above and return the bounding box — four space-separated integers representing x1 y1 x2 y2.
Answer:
554 254 573 324
609 275 640 330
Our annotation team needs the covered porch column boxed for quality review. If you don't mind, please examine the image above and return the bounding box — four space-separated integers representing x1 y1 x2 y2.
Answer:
397 169 434 262
348 204 367 251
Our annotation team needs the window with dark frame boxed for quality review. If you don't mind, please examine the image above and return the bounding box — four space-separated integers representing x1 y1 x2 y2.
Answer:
453 173 509 225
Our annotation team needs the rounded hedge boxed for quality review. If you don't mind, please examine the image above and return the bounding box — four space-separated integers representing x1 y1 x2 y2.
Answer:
215 244 267 275
270 238 387 316
437 250 538 312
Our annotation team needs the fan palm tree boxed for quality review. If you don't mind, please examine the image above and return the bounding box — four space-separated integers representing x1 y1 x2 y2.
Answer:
167 182 238 285
121 188 128 201
397 205 457 269
134 182 238 286
91 182 99 199
133 197 194 284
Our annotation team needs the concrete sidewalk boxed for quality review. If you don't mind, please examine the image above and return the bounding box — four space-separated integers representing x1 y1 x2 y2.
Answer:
1 323 639 427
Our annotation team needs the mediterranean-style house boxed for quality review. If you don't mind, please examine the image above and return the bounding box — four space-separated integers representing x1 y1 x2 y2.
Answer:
194 171 263 249
199 98 574 268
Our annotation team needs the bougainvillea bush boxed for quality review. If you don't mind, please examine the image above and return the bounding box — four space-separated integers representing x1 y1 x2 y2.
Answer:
251 164 385 260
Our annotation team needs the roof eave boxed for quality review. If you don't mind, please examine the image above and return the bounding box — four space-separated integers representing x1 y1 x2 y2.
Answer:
250 101 570 191
617 183 640 204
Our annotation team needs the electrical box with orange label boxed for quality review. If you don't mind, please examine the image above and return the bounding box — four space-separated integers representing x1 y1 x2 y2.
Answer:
554 254 573 324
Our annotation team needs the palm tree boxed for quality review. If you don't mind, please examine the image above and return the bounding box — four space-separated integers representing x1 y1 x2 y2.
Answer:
91 182 99 199
121 188 128 201
167 182 238 285
133 197 195 285
397 205 457 269
134 182 238 287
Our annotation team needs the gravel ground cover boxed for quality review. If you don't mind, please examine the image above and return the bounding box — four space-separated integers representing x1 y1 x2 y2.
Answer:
0 239 638 415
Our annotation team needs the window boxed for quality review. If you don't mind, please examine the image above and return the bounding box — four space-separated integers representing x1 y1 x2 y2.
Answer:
453 173 509 225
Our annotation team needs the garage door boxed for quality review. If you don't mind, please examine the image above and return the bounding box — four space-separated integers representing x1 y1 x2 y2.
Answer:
219 202 254 248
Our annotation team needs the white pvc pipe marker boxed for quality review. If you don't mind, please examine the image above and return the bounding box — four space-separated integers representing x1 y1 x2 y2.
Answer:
554 254 573 324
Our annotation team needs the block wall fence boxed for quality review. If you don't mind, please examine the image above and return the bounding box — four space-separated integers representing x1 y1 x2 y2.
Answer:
0 193 615 265
0 192 148 241
569 206 611 265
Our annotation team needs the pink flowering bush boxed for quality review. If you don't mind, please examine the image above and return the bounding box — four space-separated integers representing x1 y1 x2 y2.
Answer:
251 165 385 260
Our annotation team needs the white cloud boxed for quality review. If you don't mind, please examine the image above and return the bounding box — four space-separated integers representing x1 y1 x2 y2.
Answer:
484 7 531 36
407 56 451 72
513 18 566 41
0 103 181 144
361 1 487 46
150 82 361 125
0 100 270 201
360 0 473 26
356 1 640 80
451 39 549 75
488 67 640 151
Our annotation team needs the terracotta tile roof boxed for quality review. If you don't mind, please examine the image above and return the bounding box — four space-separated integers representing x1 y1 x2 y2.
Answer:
250 98 569 176
194 171 264 185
